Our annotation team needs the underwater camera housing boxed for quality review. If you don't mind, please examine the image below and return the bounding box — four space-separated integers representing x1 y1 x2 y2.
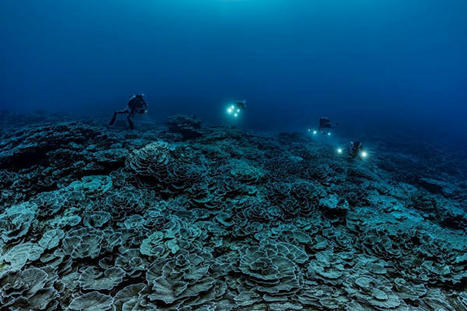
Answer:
226 104 240 118
226 100 246 118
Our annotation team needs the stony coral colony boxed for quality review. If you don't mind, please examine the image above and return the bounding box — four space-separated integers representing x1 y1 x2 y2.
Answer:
0 115 466 310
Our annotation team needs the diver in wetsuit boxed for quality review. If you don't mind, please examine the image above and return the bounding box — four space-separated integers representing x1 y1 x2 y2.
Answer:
348 141 363 159
109 94 148 129
319 117 333 134
235 100 247 112
226 100 247 118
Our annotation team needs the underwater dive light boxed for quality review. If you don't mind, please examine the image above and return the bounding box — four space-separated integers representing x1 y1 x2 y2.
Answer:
226 104 240 118
227 105 234 114
360 150 368 158
327 132 332 136
337 148 343 154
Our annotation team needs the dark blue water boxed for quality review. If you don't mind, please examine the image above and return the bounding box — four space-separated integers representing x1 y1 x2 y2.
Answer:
1 0 467 141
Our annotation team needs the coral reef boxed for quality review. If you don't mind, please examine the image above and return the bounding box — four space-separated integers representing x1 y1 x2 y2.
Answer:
166 114 203 140
0 116 465 310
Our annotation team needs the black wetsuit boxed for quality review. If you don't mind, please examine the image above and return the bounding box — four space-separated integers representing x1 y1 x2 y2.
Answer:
109 95 147 129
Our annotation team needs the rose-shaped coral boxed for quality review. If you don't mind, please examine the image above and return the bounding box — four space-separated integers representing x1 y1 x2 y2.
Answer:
237 242 304 298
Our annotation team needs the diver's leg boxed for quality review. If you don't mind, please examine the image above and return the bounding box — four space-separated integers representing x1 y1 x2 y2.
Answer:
109 110 128 125
127 116 134 129
109 112 118 125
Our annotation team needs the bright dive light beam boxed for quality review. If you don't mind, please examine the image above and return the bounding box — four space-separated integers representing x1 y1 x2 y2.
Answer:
312 130 317 135
227 104 235 114
360 150 368 158
337 148 343 154
327 132 332 136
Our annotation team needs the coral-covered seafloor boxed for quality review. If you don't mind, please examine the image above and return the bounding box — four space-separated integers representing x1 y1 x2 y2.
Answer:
0 114 466 310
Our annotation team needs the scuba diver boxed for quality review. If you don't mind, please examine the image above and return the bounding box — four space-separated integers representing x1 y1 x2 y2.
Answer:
226 100 247 118
309 117 336 136
348 141 364 159
235 99 247 111
109 94 148 129
319 117 333 135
